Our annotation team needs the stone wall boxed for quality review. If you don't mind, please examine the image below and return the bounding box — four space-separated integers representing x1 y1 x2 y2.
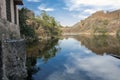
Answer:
0 19 27 79
0 42 2 80
0 0 7 20
0 19 20 40
0 12 27 80
0 0 26 80
0 0 19 25
2 39 27 80
11 0 15 24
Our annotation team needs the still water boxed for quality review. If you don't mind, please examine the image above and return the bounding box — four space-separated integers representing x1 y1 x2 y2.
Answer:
27 35 120 80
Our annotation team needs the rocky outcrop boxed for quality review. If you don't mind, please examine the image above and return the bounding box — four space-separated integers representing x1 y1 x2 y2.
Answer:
62 9 120 34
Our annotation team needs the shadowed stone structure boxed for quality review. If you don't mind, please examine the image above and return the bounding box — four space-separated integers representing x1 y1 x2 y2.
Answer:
0 0 27 80
2 39 27 80
0 42 2 80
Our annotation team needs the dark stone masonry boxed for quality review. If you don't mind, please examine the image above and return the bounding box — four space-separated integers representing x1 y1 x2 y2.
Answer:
0 0 27 80
2 39 27 80
0 42 3 80
0 19 27 80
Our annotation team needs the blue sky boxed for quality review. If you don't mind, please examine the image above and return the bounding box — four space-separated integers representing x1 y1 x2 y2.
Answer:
23 0 120 26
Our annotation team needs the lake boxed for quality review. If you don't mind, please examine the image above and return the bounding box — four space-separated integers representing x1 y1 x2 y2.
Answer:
27 35 120 80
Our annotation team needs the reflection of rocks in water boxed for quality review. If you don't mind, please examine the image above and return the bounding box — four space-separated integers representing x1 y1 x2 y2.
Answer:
26 38 60 80
27 57 39 80
65 35 120 56
2 40 27 80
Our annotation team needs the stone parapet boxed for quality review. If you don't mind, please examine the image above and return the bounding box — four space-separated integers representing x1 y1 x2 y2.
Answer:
0 19 21 40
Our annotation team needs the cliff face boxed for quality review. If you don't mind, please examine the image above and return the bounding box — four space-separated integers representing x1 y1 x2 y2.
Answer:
63 9 120 34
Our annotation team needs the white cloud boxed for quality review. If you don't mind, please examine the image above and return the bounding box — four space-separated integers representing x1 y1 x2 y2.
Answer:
65 0 120 11
46 53 120 80
63 0 120 26
84 9 99 14
56 16 79 26
72 14 87 19
38 4 55 12
69 53 120 80
64 64 76 74
27 0 41 2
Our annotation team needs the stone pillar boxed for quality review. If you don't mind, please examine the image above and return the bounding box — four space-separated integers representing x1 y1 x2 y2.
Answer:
0 1 1 18
16 6 19 26
10 0 15 23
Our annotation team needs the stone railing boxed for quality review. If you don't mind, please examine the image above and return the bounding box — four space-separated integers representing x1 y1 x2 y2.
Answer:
0 19 21 40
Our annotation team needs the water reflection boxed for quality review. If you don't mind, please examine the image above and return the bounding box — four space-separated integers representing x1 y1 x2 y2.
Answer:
46 53 120 80
27 35 120 80
64 35 120 56
0 42 2 80
26 38 60 80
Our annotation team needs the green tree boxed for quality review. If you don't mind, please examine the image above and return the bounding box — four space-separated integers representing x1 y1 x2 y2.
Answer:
19 8 37 41
34 11 62 38
19 8 61 41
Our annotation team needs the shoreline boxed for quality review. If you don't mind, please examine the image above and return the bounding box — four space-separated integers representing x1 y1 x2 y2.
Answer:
62 32 116 36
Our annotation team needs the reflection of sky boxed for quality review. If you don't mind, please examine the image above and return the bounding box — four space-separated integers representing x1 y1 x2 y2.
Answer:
33 38 120 80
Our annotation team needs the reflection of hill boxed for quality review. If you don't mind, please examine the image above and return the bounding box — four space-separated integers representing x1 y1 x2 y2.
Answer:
65 35 120 56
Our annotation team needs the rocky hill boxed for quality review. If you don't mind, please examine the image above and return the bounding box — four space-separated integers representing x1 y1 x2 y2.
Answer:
62 9 120 35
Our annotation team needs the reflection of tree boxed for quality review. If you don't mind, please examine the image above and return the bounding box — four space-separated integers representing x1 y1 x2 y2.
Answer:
38 39 60 63
26 57 39 80
92 35 108 47
26 38 60 80
117 34 120 43
0 42 2 80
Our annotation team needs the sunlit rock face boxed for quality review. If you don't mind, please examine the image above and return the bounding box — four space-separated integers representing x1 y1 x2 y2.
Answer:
62 9 120 34
2 40 27 80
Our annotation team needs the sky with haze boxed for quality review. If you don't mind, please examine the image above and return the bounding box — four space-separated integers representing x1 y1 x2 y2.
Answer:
23 0 120 26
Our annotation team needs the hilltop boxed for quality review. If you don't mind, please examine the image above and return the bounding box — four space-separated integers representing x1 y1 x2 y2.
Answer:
62 9 120 35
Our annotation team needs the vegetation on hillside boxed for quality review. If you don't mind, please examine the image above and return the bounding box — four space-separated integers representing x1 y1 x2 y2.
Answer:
19 8 62 42
30 11 62 39
62 9 120 35
19 8 37 41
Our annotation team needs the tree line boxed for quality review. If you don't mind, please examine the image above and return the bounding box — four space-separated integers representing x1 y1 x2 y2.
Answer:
19 8 62 42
